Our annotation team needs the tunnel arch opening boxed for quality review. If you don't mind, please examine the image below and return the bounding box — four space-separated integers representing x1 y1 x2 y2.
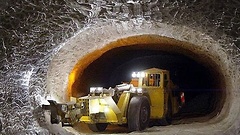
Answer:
67 35 226 122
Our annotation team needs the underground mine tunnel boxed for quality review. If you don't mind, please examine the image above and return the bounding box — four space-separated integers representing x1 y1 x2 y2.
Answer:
63 35 226 130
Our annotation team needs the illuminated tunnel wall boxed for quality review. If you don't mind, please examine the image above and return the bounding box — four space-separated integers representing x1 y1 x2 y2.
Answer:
47 23 235 134
0 0 240 135
68 35 225 119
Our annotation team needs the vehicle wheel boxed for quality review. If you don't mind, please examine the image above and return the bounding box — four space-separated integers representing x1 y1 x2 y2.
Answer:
128 96 150 131
88 123 108 132
159 98 172 126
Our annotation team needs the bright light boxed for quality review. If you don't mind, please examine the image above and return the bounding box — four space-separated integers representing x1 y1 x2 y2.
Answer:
90 87 103 93
140 72 145 77
132 71 145 78
132 72 137 78
97 87 103 91
90 87 96 93
137 88 143 93
136 72 140 78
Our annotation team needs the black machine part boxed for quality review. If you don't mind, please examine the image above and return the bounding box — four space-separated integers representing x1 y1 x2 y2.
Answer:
42 100 63 124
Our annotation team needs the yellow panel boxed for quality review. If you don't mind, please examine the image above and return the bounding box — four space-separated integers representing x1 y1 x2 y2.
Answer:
80 116 91 122
100 98 119 123
117 92 131 120
103 97 121 114
89 99 100 114
105 109 118 123
146 87 164 118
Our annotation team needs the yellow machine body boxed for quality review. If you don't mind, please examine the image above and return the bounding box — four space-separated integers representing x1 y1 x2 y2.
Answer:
76 92 131 124
71 68 179 124
131 68 180 119
43 68 183 131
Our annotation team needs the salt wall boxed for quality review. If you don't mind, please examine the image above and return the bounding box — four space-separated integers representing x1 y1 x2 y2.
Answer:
0 0 240 135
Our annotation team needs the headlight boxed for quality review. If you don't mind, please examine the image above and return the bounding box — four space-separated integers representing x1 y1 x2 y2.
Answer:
90 87 96 93
132 72 145 78
130 87 143 94
137 88 143 93
61 104 67 113
130 87 136 93
90 87 103 94
136 72 140 78
132 72 137 78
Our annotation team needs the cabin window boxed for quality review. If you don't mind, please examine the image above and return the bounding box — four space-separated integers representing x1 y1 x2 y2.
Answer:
143 74 161 87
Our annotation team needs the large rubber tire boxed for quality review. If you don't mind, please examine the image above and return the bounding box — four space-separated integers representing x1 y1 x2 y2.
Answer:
88 123 108 132
128 96 150 131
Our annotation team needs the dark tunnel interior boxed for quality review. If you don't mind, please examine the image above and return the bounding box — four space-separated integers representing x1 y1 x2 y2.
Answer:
72 44 225 121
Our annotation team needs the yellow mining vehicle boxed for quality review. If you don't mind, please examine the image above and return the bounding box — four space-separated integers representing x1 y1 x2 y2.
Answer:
43 68 185 132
